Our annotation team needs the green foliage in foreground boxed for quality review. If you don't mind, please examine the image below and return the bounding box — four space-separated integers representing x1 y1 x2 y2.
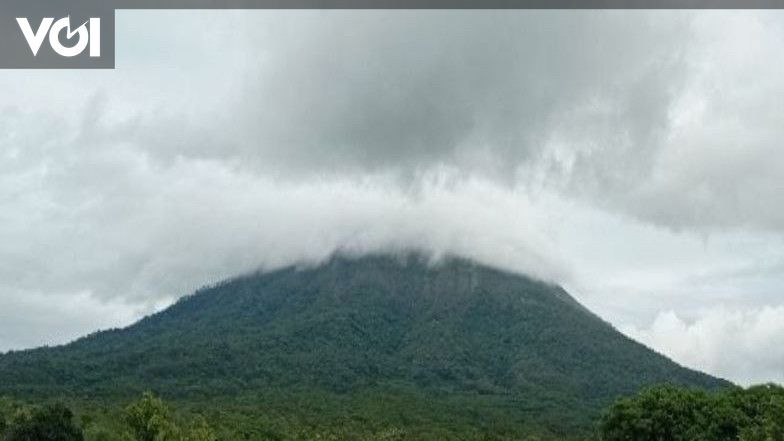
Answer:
0 393 214 441
0 391 583 441
599 383 784 441
2 403 83 441
124 393 215 441
2 384 783 441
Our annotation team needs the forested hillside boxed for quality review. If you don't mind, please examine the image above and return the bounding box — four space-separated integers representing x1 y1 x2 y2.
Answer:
0 253 730 439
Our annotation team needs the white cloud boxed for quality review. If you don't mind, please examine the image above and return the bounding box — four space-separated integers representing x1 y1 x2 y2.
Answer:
624 305 784 386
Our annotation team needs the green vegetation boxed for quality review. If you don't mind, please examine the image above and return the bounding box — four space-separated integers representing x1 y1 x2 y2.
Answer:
0 393 214 441
1 403 83 441
0 254 734 439
2 385 783 440
124 393 215 441
0 391 568 440
599 383 784 441
0 391 581 441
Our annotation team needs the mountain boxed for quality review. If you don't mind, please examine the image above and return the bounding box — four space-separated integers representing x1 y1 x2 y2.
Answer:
0 253 729 437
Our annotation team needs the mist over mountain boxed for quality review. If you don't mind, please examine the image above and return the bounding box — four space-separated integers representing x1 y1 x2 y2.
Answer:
0 253 728 434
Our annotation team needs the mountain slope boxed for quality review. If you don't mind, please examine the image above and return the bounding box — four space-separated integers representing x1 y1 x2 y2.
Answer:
0 253 729 434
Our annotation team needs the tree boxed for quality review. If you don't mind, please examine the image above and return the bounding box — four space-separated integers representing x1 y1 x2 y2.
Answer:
736 384 784 441
6 403 84 441
183 416 215 441
124 392 216 441
599 385 713 441
124 392 180 441
599 384 784 441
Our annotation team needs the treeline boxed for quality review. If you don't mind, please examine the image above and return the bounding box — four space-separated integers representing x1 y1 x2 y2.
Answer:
599 383 784 441
2 384 784 440
0 393 214 441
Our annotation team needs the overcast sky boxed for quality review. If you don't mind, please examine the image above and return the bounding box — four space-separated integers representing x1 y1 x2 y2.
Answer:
1 10 784 386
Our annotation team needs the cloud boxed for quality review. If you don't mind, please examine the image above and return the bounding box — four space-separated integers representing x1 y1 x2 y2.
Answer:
0 99 571 336
97 10 784 235
0 290 142 352
624 305 784 386
200 10 693 182
9 10 784 234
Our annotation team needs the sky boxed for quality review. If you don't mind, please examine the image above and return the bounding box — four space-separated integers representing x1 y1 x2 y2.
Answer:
1 10 784 386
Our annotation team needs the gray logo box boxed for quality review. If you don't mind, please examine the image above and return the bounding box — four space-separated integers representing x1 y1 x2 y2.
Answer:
0 0 114 69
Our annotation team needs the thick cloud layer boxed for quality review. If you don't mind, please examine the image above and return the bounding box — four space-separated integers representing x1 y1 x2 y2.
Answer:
223 12 689 178
122 11 784 233
1 10 784 385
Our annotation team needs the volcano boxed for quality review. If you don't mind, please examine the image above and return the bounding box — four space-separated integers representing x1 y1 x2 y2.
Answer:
0 253 728 436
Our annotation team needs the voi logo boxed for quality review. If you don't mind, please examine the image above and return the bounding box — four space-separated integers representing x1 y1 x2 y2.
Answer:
16 17 101 58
